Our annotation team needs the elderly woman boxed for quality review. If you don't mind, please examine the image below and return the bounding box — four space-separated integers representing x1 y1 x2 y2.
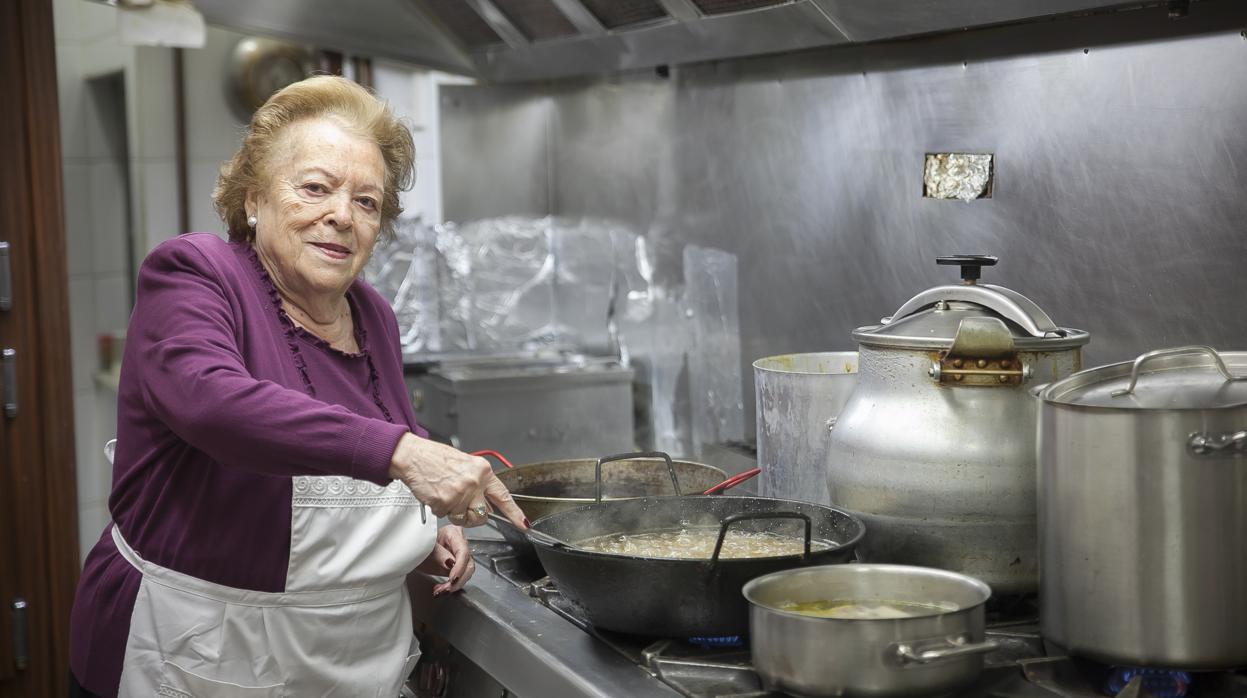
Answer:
68 75 526 698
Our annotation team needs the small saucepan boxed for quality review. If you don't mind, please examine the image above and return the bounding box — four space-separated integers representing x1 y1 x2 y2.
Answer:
744 564 997 697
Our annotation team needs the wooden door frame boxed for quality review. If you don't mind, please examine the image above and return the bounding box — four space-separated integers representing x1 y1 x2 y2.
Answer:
1 0 81 694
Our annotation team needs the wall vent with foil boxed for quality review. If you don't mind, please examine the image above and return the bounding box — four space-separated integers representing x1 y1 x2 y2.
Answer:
690 0 794 16
578 0 669 29
492 0 580 41
423 0 506 48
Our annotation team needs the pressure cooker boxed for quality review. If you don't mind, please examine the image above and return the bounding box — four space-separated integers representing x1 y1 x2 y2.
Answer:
826 255 1089 593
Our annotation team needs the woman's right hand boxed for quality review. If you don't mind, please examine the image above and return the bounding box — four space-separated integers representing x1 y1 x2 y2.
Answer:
388 433 528 529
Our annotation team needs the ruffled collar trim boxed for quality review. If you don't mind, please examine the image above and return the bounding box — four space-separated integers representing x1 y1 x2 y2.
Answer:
246 243 368 359
243 243 395 424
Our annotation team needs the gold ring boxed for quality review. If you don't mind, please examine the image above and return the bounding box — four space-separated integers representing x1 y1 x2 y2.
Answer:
470 505 488 518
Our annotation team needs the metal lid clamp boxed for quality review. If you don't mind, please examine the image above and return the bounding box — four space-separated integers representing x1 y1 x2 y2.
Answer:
854 255 1089 385
885 256 1064 340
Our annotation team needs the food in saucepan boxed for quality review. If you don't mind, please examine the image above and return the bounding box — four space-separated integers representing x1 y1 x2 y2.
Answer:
776 599 958 619
576 527 834 559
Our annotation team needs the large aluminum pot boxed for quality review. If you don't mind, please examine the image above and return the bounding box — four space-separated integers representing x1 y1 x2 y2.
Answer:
744 564 996 697
754 352 858 506
1036 346 1247 669
826 256 1089 593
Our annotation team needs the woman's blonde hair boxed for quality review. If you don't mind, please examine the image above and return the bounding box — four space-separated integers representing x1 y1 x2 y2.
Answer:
213 75 415 243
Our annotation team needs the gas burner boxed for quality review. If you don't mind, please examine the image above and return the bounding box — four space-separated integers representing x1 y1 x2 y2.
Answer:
466 541 1247 698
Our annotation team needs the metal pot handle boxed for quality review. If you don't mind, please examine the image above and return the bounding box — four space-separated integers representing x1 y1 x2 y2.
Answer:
1189 430 1247 456
894 635 999 665
595 451 681 503
1110 345 1247 398
707 512 812 573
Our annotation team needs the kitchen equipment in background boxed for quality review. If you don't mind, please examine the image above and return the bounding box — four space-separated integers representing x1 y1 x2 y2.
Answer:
528 494 864 637
226 37 315 120
405 354 634 465
744 564 996 697
1036 346 1247 670
826 255 1089 594
754 352 858 506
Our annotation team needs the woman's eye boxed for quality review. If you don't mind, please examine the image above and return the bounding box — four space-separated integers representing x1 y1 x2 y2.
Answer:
356 197 377 211
303 183 327 195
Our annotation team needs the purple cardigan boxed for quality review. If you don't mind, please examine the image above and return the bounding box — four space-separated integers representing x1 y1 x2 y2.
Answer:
69 233 426 696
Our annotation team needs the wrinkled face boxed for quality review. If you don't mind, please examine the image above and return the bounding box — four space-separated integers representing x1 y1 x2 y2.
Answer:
246 118 385 302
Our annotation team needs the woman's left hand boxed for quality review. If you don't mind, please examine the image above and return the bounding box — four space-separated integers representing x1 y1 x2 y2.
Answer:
417 525 475 596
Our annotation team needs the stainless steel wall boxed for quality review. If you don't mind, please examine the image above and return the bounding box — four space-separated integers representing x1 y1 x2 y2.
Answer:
441 1 1247 437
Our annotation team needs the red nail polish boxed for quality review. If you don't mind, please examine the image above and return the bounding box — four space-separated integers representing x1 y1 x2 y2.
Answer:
451 576 460 585
444 558 455 570
522 517 531 529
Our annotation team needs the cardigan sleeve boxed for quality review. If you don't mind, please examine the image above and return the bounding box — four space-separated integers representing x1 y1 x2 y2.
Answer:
131 238 407 485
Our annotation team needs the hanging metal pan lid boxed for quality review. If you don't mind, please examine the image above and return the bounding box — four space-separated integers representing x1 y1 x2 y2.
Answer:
852 255 1090 351
1039 346 1247 410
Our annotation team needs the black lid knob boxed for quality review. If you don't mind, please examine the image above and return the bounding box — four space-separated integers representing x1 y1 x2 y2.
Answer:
937 255 998 283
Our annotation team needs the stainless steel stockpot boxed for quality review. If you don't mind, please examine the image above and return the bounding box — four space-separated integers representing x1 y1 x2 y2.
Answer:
743 564 996 698
1036 346 1247 669
827 256 1089 593
754 352 858 506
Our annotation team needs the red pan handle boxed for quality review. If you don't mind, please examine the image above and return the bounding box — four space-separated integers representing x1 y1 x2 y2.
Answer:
702 467 761 495
472 449 515 469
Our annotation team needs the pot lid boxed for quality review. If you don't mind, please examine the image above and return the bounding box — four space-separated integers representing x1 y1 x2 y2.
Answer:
1041 346 1247 409
853 256 1090 351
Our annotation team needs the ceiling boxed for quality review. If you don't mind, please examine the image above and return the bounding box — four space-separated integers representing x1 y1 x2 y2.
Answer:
190 0 1170 81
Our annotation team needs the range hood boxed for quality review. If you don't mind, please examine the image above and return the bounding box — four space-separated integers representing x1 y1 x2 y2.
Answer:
193 0 1158 81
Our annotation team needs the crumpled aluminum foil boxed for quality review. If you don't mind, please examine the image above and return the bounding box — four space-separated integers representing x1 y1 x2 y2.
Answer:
924 153 993 202
366 216 652 356
365 215 745 457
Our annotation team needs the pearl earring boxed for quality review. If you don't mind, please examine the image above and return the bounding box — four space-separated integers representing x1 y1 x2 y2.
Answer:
247 215 257 228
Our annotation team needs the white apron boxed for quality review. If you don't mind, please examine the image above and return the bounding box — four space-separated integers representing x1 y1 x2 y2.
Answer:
113 475 437 697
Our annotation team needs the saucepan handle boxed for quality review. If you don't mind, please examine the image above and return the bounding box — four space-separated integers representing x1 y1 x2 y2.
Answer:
1111 346 1247 398
472 449 515 469
708 511 812 573
894 636 999 665
702 467 761 495
594 451 680 503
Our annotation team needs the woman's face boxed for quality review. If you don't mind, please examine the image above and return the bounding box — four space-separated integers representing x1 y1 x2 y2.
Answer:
247 118 385 302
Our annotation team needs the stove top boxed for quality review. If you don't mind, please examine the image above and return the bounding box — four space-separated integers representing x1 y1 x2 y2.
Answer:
471 540 1247 698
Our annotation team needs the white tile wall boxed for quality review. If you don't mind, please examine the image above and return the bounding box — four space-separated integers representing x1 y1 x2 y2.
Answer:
77 502 110 565
189 159 226 235
131 48 176 162
137 159 179 248
73 390 102 505
93 274 132 333
67 278 95 393
56 45 87 160
62 164 93 276
183 27 246 163
87 159 130 274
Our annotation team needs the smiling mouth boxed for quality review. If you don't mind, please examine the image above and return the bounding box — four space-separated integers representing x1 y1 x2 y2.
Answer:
310 242 352 260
